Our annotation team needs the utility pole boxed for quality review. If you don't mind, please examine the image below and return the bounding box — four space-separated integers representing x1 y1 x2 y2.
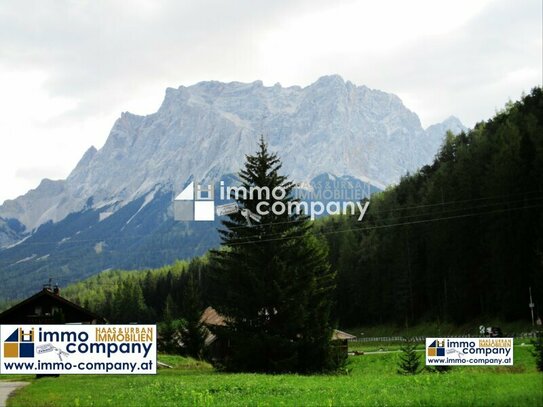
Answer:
529 287 535 327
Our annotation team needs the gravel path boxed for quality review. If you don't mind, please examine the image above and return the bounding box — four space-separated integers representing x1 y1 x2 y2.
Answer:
0 382 28 407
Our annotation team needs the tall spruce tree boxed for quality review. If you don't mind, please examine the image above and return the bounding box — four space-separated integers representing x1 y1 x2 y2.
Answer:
210 137 337 373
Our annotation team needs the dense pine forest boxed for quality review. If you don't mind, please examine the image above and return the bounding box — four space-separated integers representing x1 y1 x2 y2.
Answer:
326 87 543 326
59 88 542 328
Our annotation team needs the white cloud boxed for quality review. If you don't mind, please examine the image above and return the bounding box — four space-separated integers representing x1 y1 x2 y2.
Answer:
260 0 492 58
0 0 541 203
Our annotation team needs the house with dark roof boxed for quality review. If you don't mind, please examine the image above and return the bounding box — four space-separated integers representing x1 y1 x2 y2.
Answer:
0 284 106 324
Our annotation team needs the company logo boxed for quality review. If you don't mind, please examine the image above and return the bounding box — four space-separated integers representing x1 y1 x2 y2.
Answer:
1 324 157 375
4 328 34 358
426 337 513 366
173 182 215 221
174 181 370 223
427 339 446 357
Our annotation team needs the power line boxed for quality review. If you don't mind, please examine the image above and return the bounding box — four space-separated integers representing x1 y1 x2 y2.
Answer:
222 189 543 231
225 202 543 247
220 195 543 244
2 193 542 267
2 197 542 266
5 202 541 288
6 191 542 247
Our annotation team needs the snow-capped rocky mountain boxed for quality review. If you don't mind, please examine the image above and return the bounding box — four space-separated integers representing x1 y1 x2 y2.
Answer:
0 75 466 298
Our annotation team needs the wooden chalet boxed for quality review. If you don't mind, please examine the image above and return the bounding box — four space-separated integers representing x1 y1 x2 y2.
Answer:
0 284 106 324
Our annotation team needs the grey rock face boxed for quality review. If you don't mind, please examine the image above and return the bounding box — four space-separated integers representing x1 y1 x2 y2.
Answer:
0 75 465 239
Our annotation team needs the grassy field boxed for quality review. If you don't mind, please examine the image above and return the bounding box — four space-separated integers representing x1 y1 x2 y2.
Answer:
4 345 542 406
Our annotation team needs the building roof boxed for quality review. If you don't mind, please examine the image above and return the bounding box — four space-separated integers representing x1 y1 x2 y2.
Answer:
331 329 357 340
200 306 356 342
0 288 106 324
200 306 226 327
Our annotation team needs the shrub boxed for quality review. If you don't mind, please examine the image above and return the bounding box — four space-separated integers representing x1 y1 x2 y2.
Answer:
397 336 421 375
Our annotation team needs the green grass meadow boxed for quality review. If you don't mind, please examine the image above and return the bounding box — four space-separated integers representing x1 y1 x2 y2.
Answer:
4 344 542 406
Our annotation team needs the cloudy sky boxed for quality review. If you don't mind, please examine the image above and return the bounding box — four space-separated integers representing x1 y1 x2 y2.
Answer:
0 0 541 204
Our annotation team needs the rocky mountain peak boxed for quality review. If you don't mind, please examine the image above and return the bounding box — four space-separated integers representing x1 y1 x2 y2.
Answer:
0 75 465 236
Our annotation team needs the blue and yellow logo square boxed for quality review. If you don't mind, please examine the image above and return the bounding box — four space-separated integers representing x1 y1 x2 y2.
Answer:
3 328 34 358
427 339 445 357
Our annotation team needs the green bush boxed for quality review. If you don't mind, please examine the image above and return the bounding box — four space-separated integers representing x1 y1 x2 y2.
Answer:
397 336 421 375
